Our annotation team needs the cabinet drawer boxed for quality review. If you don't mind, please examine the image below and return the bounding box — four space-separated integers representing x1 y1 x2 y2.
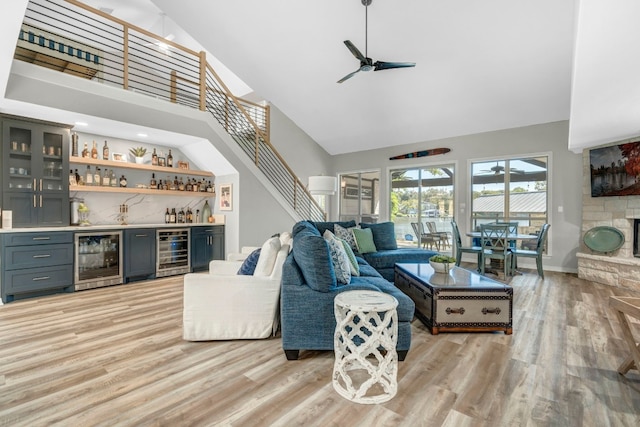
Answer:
434 297 511 324
2 232 73 246
3 264 73 295
3 243 73 270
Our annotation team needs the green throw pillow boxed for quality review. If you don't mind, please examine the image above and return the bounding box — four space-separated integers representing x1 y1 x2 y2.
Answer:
352 227 377 254
338 237 360 276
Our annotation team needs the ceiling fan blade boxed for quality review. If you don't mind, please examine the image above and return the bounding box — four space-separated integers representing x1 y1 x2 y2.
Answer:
344 40 366 62
337 68 361 84
373 61 416 71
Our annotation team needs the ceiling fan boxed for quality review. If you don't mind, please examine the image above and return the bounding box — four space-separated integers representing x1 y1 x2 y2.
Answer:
337 0 416 83
479 162 525 175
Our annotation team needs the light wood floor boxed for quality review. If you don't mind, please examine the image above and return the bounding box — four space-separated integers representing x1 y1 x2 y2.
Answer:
0 269 639 426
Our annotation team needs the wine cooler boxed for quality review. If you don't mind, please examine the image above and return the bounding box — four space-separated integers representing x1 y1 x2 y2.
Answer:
156 229 190 277
74 231 123 290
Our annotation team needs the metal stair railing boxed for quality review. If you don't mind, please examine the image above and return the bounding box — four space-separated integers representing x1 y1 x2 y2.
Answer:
17 0 326 221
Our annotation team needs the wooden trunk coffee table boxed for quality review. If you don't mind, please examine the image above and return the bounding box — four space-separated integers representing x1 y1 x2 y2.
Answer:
395 263 513 335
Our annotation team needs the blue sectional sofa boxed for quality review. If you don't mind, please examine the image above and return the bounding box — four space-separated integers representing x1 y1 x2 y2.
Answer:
280 220 438 361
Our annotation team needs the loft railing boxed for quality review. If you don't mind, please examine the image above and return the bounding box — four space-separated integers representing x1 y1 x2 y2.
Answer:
17 0 325 221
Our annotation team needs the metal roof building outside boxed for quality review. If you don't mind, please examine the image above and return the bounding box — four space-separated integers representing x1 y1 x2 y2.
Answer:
473 191 547 213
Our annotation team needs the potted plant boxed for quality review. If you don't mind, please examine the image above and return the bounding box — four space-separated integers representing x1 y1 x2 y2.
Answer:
429 254 456 273
129 147 147 164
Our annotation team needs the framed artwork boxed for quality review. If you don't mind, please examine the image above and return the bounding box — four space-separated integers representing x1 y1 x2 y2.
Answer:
177 161 189 170
219 183 232 211
344 185 372 200
111 152 127 162
590 140 640 197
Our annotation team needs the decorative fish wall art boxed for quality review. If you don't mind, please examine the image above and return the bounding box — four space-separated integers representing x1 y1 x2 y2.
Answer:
389 147 451 160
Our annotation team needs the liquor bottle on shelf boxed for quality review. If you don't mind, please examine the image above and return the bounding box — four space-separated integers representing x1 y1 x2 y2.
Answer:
173 176 179 191
85 165 93 185
152 148 158 166
94 167 101 186
101 168 110 186
165 208 170 224
74 169 81 185
178 177 185 191
72 132 79 157
69 170 77 186
110 170 117 187
170 208 176 223
91 141 98 159
186 207 193 223
150 173 157 189
102 141 109 160
82 142 89 158
177 207 185 223
119 175 127 188
185 179 192 192
167 149 173 167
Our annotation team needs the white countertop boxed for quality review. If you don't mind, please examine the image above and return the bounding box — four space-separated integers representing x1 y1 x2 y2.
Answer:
0 222 224 233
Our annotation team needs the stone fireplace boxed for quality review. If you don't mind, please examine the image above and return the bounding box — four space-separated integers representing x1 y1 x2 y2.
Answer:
577 146 640 293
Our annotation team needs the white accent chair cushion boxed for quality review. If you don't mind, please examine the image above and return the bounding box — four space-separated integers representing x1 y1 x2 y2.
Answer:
183 242 290 341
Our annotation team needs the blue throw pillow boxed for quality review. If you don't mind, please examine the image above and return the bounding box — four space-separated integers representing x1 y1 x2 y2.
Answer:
293 234 337 292
237 248 261 275
361 222 398 250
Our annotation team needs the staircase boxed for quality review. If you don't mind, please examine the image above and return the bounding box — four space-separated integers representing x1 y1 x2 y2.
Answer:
16 0 325 221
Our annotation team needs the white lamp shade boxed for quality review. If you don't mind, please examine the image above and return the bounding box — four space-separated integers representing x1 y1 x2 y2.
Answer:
308 176 337 195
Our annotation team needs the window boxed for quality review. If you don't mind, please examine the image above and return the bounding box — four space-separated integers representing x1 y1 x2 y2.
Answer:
471 156 548 248
390 164 455 250
339 171 380 224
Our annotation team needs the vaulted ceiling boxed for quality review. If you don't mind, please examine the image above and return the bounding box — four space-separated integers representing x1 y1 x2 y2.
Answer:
4 0 640 157
150 0 576 155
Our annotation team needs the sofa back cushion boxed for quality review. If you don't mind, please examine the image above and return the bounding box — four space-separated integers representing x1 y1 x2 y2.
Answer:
293 234 337 292
361 222 398 250
254 237 281 277
311 220 356 236
269 243 291 281
292 220 321 237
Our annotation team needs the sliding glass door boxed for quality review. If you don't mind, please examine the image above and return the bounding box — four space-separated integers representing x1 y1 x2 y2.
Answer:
390 165 455 251
471 156 548 250
339 171 380 224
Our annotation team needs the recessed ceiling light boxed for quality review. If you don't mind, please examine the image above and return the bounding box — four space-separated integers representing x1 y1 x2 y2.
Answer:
75 121 88 126
137 133 148 137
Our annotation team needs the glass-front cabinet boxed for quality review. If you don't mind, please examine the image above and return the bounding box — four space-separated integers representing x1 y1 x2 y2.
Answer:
1 116 70 227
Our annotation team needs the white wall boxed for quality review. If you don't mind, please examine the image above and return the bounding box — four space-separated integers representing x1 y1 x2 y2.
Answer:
331 121 583 272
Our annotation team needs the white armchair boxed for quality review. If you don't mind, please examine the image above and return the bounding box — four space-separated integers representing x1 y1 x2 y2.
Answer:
183 233 291 340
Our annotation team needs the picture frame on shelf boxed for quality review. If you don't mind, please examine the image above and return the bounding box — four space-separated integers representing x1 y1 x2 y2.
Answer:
178 161 189 170
158 157 166 167
112 152 127 162
219 183 232 211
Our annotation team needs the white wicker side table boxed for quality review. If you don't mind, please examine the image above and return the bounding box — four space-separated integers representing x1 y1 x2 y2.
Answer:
332 290 399 404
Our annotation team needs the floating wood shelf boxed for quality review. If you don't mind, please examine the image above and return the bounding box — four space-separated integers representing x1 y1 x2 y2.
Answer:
69 157 214 177
69 185 215 197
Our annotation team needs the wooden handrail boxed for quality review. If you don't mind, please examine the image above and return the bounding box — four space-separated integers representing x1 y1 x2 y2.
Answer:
59 0 322 218
65 0 199 58
204 63 322 213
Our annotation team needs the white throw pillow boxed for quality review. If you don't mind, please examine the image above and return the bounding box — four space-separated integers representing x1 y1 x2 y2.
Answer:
253 237 281 277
